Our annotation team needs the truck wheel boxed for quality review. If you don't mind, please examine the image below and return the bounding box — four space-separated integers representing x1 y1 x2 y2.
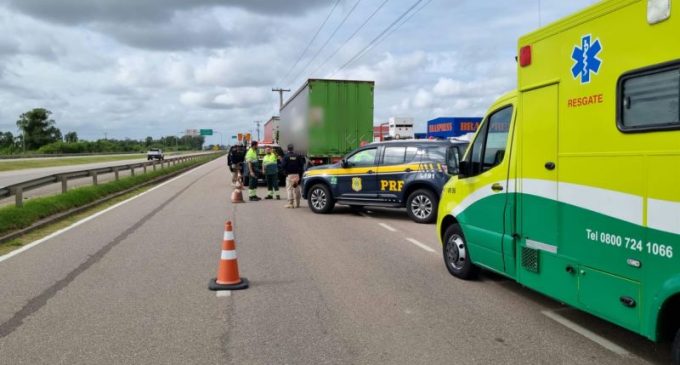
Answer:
443 224 479 280
406 189 438 223
308 184 334 214
673 328 680 365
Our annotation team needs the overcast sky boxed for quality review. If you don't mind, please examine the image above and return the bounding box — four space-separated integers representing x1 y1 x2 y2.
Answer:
0 0 595 145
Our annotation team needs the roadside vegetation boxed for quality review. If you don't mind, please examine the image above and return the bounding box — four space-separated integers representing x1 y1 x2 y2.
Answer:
0 154 218 237
1 108 206 155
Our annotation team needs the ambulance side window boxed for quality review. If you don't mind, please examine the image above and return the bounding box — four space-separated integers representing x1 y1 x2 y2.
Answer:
619 64 680 131
464 106 512 177
467 121 488 176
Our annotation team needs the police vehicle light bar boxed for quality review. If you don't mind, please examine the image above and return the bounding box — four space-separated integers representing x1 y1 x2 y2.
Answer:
519 45 532 67
648 0 671 24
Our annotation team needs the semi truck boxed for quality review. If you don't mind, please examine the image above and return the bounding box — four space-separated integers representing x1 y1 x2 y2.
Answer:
436 0 680 362
279 79 374 166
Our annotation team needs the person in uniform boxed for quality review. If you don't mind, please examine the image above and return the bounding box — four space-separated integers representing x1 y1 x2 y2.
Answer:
244 141 261 201
281 144 305 208
262 147 280 200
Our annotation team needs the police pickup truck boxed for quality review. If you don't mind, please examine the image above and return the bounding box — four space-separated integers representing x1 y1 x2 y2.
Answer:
302 139 468 223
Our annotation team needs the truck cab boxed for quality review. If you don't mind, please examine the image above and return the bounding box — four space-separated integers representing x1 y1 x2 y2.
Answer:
436 0 680 361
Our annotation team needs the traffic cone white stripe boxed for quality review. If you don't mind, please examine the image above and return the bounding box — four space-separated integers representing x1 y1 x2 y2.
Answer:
224 231 235 240
221 250 237 260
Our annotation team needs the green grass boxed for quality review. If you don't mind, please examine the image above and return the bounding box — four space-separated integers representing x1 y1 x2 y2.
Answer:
0 155 216 237
0 151 194 172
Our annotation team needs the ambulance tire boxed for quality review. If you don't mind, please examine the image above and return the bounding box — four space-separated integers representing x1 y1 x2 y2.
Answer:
672 328 680 365
308 184 334 214
406 189 438 224
443 224 479 280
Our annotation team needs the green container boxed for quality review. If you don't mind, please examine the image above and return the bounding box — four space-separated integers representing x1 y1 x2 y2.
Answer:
280 79 374 162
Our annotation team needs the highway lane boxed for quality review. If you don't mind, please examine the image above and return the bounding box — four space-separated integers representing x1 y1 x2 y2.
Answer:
0 152 212 207
0 156 669 364
0 152 208 187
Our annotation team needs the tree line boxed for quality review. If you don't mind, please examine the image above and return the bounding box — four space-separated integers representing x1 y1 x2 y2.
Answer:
1 108 205 154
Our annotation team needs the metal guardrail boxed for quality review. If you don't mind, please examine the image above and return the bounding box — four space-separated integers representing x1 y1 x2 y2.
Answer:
0 152 221 207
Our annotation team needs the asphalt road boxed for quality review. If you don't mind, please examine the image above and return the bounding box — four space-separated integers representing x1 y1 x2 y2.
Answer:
0 152 210 207
0 156 671 364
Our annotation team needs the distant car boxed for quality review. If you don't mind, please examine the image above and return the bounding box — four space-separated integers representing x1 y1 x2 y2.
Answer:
147 148 164 161
302 139 469 223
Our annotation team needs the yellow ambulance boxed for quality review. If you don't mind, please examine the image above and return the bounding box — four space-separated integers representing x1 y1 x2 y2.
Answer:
436 0 679 361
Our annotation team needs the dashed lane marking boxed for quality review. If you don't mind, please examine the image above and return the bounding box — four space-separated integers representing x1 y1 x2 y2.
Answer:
541 310 633 358
406 238 437 254
378 223 397 232
0 158 221 264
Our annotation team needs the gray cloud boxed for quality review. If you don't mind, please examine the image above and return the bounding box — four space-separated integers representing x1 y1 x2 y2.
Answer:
1 0 329 24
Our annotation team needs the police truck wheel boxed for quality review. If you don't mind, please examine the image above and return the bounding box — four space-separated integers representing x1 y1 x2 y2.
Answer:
672 328 680 365
308 184 334 214
406 189 437 223
443 224 479 280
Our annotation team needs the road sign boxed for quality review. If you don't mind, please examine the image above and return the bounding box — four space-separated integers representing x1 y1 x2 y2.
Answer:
231 135 237 139
185 129 198 137
200 129 213 136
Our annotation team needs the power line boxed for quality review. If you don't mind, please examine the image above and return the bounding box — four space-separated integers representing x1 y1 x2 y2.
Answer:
310 0 390 78
289 0 363 85
382 0 431 42
279 0 341 84
332 0 423 75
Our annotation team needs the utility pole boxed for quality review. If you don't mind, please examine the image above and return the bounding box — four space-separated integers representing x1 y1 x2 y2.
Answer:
272 88 291 110
254 121 261 141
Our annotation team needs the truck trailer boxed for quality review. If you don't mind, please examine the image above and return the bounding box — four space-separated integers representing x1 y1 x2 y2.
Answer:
279 79 374 165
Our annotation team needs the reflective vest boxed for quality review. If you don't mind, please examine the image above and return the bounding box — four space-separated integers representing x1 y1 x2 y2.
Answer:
263 153 278 175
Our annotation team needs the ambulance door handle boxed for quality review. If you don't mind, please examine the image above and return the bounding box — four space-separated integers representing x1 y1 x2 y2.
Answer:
545 162 556 170
491 183 504 192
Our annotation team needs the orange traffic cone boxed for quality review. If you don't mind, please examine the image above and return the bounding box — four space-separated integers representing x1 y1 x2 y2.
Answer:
231 188 244 203
209 221 249 291
231 172 245 203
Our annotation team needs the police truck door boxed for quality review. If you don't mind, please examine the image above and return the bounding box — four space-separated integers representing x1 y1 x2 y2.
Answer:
338 147 379 200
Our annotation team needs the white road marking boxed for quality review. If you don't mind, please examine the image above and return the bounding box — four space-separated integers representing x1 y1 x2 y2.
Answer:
0 158 221 264
216 291 232 297
359 212 372 218
378 223 397 232
541 310 632 357
406 238 437 253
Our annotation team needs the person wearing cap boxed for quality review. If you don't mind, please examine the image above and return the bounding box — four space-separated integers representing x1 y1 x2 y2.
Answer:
244 141 261 201
280 144 305 208
261 146 281 200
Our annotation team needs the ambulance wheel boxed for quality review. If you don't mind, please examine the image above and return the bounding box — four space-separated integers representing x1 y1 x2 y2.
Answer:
406 189 437 223
308 184 334 214
443 224 479 280
672 328 680 365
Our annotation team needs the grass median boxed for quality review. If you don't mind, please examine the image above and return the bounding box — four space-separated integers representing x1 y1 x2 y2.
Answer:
0 155 218 237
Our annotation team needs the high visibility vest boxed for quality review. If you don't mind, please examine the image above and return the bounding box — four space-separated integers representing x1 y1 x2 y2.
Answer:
263 153 278 175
